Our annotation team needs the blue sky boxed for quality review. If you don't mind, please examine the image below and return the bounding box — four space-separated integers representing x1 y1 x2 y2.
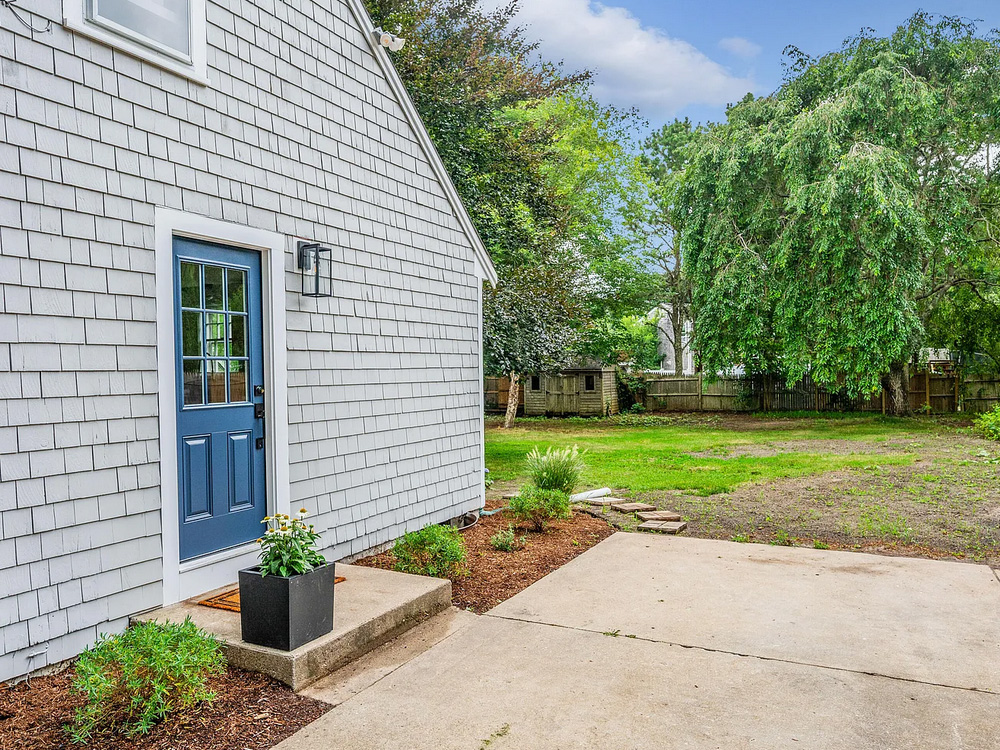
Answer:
495 1 1000 131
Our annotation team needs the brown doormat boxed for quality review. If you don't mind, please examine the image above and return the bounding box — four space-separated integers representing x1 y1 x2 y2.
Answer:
199 576 346 613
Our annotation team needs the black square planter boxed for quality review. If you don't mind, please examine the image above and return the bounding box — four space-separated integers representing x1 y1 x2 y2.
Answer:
238 562 336 651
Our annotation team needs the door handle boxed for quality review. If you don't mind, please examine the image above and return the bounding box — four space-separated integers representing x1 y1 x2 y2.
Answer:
254 385 266 450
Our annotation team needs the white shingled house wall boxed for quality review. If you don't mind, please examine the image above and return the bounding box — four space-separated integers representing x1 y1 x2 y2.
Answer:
0 0 496 682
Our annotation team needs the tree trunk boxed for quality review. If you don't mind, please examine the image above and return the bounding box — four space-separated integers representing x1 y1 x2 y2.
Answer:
882 361 911 416
504 372 520 428
671 308 686 376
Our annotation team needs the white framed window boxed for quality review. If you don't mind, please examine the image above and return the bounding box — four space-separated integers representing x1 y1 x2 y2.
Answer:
63 0 208 84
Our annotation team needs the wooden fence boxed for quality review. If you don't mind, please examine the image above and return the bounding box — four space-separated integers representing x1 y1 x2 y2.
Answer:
964 376 1000 414
643 370 997 414
488 371 1000 415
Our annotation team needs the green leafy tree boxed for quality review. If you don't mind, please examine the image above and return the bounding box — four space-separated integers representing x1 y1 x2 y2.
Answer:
680 13 1000 413
365 1 664 425
483 264 584 427
578 313 662 370
633 119 704 373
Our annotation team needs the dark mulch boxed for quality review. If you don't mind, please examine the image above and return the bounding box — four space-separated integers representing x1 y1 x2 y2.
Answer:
0 666 329 750
356 502 615 613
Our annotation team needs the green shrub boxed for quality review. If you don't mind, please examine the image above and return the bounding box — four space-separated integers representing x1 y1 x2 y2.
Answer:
489 524 526 552
510 486 572 531
68 618 225 742
975 405 1000 441
525 445 585 494
392 524 468 578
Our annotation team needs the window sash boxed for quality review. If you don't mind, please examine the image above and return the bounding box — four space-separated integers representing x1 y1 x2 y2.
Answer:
88 0 192 62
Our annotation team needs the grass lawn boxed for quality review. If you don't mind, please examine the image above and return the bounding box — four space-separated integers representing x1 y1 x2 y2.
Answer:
485 413 1000 565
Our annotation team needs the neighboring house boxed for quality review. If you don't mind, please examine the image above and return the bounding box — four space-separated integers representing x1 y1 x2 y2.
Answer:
655 304 695 375
524 364 619 417
919 348 958 374
0 0 496 682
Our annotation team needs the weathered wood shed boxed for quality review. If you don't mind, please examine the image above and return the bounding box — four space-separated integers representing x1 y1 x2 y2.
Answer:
523 366 619 416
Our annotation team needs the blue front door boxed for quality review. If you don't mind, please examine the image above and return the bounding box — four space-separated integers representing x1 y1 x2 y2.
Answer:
174 238 267 561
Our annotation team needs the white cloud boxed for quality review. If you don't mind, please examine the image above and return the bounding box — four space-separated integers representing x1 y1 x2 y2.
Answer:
719 36 763 59
483 0 754 122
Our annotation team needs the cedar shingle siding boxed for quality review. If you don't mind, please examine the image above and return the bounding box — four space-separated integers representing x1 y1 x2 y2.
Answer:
0 0 486 681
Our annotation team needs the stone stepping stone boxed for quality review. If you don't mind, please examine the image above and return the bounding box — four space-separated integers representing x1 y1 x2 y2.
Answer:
611 502 657 513
502 492 519 499
637 521 687 534
636 511 682 522
584 497 628 507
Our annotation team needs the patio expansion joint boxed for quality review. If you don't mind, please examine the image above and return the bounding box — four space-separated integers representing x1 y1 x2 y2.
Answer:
483 612 998 697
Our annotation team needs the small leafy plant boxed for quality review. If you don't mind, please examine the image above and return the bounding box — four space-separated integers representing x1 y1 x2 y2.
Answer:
974 405 1000 441
257 510 326 577
489 524 526 552
510 485 571 531
393 524 468 578
525 445 585 494
68 618 224 742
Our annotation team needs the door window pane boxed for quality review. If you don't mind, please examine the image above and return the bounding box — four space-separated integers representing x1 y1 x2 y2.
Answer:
205 312 227 358
181 311 202 357
228 269 246 312
180 262 200 308
183 360 204 405
229 361 248 403
91 0 191 57
204 265 225 310
206 360 228 404
229 315 246 357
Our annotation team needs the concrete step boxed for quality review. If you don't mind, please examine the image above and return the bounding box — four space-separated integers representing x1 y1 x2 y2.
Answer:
301 607 478 706
134 563 451 692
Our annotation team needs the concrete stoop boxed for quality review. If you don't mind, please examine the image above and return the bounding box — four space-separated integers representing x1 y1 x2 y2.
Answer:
133 563 451 691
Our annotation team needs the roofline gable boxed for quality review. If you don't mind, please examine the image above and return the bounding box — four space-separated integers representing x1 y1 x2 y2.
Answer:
344 0 499 287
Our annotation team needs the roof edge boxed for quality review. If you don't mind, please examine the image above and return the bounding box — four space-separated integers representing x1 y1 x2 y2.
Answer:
344 0 499 287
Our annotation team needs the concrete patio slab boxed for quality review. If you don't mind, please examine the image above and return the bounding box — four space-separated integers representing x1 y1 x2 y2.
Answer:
492 533 1000 691
135 563 450 691
278 614 1000 750
277 533 1000 749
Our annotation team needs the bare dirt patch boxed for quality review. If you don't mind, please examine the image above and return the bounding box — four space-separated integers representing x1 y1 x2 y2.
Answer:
596 429 1000 566
355 502 614 613
0 666 329 750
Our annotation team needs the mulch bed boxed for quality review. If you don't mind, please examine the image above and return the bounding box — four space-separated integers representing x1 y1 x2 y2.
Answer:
355 503 615 613
0 666 330 750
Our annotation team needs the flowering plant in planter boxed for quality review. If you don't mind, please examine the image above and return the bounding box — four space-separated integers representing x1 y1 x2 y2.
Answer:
257 510 326 577
240 508 336 651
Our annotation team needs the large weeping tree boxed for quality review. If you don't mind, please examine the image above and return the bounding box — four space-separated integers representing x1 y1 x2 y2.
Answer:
680 13 1000 414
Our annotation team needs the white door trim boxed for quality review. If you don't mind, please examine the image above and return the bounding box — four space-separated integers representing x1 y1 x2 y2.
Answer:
155 208 290 604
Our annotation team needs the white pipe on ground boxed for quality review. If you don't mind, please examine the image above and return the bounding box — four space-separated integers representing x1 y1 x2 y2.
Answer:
570 488 612 502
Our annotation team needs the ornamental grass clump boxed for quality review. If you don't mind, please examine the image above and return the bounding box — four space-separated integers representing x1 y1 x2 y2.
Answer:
257 509 326 577
510 485 572 532
525 445 585 494
392 524 467 579
68 617 224 743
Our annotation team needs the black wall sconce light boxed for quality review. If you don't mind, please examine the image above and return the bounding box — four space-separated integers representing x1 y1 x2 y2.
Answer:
297 241 333 298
